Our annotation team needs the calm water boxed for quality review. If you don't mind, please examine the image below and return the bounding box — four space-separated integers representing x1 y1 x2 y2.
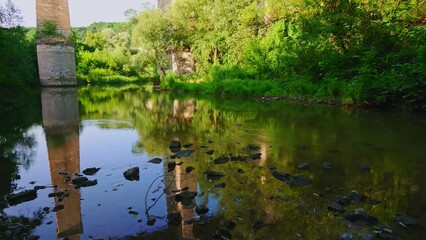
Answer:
1 86 425 240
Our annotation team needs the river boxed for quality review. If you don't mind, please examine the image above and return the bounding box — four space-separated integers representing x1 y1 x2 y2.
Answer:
1 86 425 239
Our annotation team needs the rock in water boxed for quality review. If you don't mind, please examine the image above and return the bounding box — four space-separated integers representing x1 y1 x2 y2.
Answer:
195 205 209 215
7 189 38 206
328 201 345 213
80 180 98 187
169 140 181 153
123 167 140 181
72 176 88 185
168 162 176 172
213 156 229 165
344 208 378 226
148 158 162 164
204 171 225 181
298 162 310 170
395 213 417 227
82 167 100 176
186 166 195 174
167 213 182 225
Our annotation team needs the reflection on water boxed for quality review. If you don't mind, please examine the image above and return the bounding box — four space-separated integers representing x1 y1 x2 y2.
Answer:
1 86 426 239
42 88 82 239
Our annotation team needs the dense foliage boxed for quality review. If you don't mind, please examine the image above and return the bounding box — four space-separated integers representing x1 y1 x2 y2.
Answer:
132 0 426 110
0 0 38 114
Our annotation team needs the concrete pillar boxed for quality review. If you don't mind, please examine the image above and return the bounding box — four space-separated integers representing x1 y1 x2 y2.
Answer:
36 0 77 86
42 87 82 239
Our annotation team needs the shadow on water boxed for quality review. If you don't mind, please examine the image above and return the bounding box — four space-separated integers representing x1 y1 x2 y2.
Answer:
1 86 426 239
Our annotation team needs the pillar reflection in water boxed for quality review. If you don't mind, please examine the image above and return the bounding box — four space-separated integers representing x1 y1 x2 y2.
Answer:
41 87 82 240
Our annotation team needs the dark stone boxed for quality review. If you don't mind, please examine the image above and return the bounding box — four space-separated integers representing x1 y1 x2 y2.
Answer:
71 176 88 185
395 213 417 227
123 167 140 181
269 196 289 202
195 205 209 215
299 144 309 150
205 150 214 155
200 145 207 148
328 201 345 213
7 189 38 206
148 158 162 164
250 153 262 160
48 191 65 198
171 150 195 158
321 161 332 170
221 220 236 231
147 217 156 226
286 175 312 187
128 210 138 215
82 167 101 176
176 161 184 165
52 204 65 212
336 195 351 207
360 164 370 172
170 140 182 153
248 144 260 150
181 187 189 191
34 186 46 190
298 162 310 170
271 171 290 181
213 182 226 188
183 143 193 148
367 198 381 205
80 180 97 187
168 162 176 172
230 156 247 162
214 156 229 165
204 171 225 181
167 213 182 225
186 166 195 173
237 169 245 174
175 191 197 205
213 228 232 240
208 140 213 143
348 190 367 203
344 208 378 226
29 181 36 184
268 165 277 171
252 220 264 230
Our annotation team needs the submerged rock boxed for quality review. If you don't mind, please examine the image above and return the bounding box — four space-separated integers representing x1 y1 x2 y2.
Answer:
167 213 182 225
123 167 140 181
71 176 88 185
321 161 333 170
52 204 65 212
168 162 176 172
148 158 162 164
214 156 229 165
220 220 236 231
175 191 197 205
248 144 260 150
204 171 225 181
344 208 378 226
169 140 181 153
171 150 195 158
348 190 367 203
80 180 98 187
7 189 38 206
147 217 156 226
252 220 264 230
195 205 209 215
213 182 226 188
213 228 232 240
183 143 193 148
271 171 290 181
186 166 195 174
48 191 65 198
250 153 262 160
205 150 214 155
395 213 417 227
286 175 312 187
82 167 101 176
298 162 310 170
230 156 247 162
328 201 345 213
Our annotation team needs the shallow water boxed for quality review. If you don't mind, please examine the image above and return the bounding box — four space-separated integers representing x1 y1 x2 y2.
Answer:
1 86 425 239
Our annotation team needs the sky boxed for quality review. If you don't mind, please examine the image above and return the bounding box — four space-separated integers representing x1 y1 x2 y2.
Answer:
0 0 156 27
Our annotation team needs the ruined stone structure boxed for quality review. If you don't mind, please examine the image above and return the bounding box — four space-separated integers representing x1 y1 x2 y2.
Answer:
158 0 195 74
42 88 82 239
36 0 76 86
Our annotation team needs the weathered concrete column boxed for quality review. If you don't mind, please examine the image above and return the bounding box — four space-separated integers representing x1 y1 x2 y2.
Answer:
36 0 77 86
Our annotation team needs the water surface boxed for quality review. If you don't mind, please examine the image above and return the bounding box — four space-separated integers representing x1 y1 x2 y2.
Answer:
1 86 425 239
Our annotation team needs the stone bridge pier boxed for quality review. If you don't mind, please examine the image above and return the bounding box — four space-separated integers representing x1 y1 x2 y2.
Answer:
36 0 77 86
